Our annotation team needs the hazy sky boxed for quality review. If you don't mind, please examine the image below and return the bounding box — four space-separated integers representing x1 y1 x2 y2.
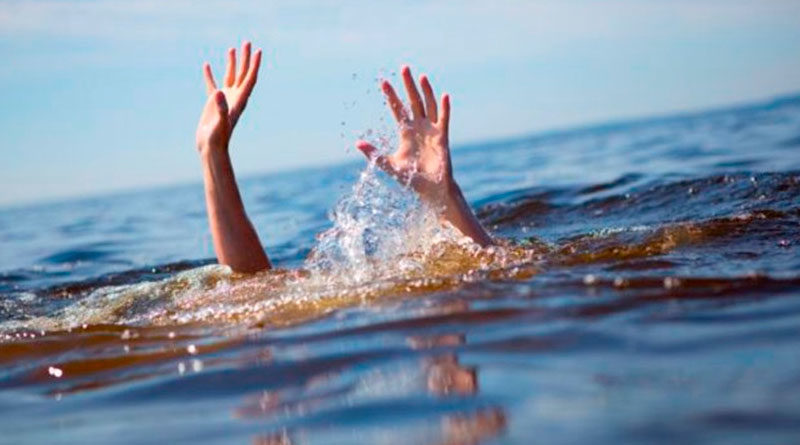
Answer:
1 0 799 206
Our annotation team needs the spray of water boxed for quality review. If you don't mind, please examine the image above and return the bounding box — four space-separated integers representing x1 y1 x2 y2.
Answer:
305 161 454 284
1 138 546 332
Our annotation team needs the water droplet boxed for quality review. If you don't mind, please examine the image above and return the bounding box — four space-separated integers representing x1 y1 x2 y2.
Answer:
187 344 198 355
191 359 204 372
583 274 597 285
178 362 186 375
48 366 63 378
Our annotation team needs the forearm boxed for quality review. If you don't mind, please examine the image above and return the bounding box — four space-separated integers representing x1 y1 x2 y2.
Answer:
439 181 493 247
201 148 270 273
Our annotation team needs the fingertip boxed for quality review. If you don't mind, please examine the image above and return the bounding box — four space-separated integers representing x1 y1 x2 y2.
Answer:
420 74 429 84
213 90 227 108
381 80 392 92
356 140 378 157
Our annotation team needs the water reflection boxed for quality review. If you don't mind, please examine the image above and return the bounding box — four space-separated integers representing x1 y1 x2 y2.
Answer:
413 333 507 445
238 300 506 444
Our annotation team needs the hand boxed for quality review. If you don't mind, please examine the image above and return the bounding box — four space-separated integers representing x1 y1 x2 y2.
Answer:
356 65 454 206
193 42 271 273
195 90 232 155
195 41 262 154
357 65 494 246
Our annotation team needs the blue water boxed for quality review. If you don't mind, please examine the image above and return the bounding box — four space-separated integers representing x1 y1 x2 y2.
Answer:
1 95 800 443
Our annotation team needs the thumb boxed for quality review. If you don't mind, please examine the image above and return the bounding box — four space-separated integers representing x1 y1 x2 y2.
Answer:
213 90 229 118
355 140 399 178
355 140 378 160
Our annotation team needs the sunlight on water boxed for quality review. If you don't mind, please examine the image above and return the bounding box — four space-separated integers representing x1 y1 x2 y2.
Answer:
5 167 796 332
0 162 524 331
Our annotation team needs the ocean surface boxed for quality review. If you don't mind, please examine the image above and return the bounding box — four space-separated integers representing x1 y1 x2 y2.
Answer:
2 95 800 444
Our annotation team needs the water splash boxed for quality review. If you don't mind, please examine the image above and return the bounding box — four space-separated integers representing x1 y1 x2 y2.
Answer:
305 161 453 284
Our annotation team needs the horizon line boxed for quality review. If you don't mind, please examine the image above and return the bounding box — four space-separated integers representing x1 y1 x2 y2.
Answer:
2 89 798 211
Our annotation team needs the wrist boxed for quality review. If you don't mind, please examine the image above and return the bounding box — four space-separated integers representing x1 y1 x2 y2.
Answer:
199 142 229 163
436 181 471 226
435 180 493 246
440 179 468 212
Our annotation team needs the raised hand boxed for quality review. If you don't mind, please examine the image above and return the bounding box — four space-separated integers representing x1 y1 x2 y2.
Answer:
356 66 453 206
196 41 262 153
194 42 270 273
356 66 493 246
195 90 232 154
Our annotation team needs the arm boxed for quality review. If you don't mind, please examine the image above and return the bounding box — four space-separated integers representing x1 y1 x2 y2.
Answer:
195 42 270 273
355 66 493 246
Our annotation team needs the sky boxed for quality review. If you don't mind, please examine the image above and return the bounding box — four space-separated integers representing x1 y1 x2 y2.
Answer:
1 0 799 207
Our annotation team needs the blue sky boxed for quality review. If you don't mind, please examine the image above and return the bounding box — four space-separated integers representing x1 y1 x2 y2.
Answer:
1 0 799 206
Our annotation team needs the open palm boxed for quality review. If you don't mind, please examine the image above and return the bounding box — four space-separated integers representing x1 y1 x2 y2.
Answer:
195 41 262 153
357 66 453 205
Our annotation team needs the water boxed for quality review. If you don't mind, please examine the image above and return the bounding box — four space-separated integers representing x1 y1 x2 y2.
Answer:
2 95 800 444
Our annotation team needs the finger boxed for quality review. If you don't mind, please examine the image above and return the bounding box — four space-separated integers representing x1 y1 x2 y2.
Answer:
420 75 437 123
242 49 262 98
439 93 450 140
381 81 409 124
355 140 379 159
213 90 229 117
203 63 217 95
224 47 236 87
237 41 251 86
356 140 398 177
401 65 425 119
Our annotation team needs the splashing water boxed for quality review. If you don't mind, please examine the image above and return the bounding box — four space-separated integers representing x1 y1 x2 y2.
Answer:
0 160 497 331
306 162 453 284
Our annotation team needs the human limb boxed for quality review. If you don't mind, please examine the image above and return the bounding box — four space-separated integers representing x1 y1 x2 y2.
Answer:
195 42 270 273
355 66 493 246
